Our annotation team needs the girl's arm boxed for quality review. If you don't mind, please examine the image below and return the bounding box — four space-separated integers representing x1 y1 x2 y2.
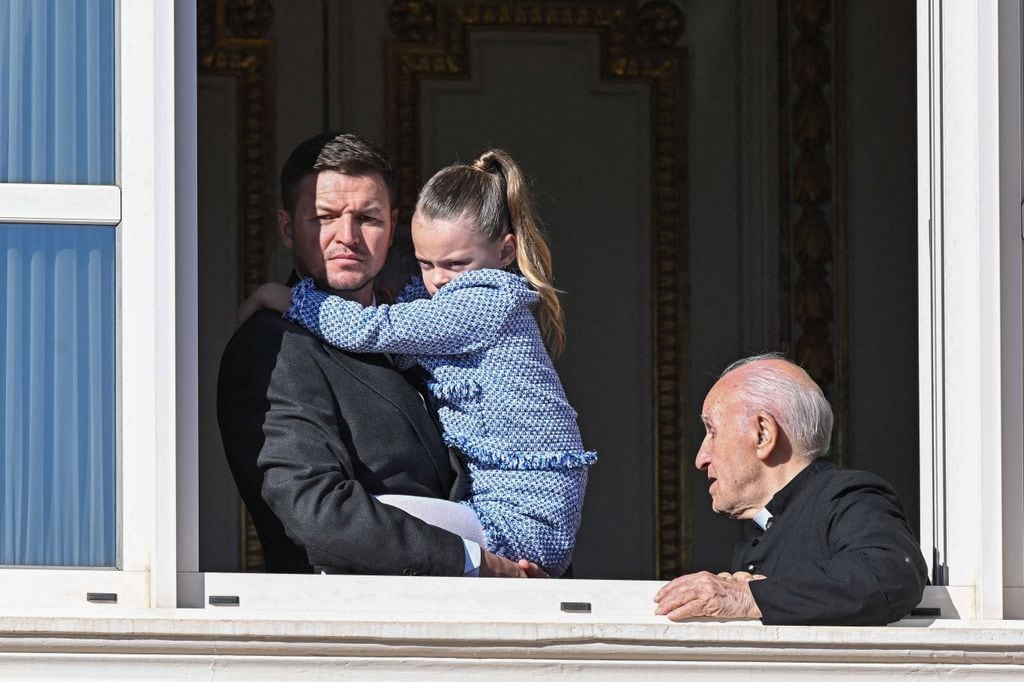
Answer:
285 272 518 357
237 283 292 324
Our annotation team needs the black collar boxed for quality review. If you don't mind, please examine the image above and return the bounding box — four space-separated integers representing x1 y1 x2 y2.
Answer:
764 458 834 518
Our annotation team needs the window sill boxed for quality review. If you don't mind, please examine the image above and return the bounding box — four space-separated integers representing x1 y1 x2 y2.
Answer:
0 578 1021 677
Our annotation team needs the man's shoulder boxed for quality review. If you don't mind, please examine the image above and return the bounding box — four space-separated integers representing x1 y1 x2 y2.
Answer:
816 461 897 492
798 460 905 516
223 309 401 381
228 309 352 358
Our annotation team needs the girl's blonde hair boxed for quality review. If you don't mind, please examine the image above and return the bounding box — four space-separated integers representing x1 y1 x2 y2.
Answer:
415 149 566 356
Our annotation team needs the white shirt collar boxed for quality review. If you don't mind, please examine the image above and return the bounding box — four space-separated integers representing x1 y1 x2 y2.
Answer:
752 508 774 531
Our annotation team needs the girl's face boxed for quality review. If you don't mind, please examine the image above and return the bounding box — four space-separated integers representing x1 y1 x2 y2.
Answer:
411 213 516 295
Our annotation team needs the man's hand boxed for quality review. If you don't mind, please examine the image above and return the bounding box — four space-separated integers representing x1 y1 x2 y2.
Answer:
653 570 764 621
479 549 528 577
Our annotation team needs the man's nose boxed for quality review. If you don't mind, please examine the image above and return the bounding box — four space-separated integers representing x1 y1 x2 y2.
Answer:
330 216 359 245
695 448 710 471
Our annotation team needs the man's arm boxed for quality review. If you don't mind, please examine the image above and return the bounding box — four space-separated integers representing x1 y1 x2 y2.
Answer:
654 571 763 620
748 479 927 626
220 312 468 576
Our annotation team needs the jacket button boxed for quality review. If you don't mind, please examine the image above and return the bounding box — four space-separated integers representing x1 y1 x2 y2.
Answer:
747 564 758 572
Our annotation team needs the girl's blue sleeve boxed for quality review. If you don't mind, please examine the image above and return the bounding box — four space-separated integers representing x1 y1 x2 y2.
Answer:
284 274 513 356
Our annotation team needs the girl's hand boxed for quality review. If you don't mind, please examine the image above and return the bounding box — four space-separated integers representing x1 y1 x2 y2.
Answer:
518 559 550 578
237 283 293 324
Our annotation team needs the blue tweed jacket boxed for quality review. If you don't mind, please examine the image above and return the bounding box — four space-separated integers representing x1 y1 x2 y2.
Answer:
285 269 596 576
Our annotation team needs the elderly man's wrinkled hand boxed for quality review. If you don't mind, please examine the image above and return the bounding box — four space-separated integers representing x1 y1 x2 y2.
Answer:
653 571 763 621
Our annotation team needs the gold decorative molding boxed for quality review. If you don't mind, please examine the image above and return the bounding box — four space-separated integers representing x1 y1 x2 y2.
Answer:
198 0 276 573
778 0 848 463
387 0 690 578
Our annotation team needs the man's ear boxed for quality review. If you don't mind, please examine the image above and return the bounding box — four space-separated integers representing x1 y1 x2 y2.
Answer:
278 209 294 249
753 412 779 461
389 208 399 248
499 233 517 268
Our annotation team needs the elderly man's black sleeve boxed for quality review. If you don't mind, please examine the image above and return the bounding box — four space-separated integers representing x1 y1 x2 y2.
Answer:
746 477 927 626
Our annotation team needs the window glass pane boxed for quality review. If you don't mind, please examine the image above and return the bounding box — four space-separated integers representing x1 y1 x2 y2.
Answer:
0 0 116 184
0 224 116 567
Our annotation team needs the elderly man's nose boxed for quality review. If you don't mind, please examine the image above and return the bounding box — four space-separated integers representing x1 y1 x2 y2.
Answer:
695 448 711 470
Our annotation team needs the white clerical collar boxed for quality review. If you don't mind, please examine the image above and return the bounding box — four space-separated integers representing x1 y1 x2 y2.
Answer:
752 508 774 531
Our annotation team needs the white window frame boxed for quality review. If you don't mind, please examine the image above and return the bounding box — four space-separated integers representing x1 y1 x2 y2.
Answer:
178 0 1024 619
9 0 1022 621
916 0 1024 620
0 0 194 609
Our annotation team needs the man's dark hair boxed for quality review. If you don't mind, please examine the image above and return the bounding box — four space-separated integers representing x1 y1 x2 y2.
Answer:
279 132 397 215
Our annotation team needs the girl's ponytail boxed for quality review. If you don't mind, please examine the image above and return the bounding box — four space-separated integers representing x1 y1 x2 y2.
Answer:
472 151 565 356
417 149 567 356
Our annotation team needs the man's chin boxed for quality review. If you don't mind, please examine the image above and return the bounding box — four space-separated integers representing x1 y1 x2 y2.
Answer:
322 275 375 297
711 500 744 519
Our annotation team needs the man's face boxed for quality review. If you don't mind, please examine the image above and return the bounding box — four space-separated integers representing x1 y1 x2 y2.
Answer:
695 379 765 520
280 170 396 304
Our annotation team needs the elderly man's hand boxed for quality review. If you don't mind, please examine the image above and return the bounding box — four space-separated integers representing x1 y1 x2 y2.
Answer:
653 571 764 621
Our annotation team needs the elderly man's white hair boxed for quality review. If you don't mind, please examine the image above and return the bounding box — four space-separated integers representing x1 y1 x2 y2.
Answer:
721 352 834 460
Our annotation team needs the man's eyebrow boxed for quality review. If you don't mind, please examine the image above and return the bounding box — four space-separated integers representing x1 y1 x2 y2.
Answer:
312 201 384 213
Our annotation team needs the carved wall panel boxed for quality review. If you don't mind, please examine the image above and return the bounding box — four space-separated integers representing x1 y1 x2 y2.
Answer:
198 0 276 572
778 0 848 462
387 0 690 577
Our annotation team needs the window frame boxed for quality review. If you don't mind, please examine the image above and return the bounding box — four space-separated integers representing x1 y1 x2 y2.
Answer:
0 0 192 609
915 0 1024 620
4 0 1022 621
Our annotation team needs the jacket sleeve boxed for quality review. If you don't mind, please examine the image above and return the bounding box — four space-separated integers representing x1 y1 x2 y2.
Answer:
226 313 466 576
284 274 514 357
749 478 927 625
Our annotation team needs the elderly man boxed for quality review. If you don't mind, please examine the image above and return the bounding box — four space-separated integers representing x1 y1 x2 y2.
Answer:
654 353 927 625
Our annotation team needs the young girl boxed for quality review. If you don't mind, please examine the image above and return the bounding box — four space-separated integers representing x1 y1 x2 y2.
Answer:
250 149 594 577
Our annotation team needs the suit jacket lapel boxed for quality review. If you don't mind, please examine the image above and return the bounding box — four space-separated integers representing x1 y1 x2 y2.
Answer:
320 343 451 492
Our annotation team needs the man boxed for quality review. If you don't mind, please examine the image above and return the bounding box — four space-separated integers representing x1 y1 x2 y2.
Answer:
217 132 525 577
654 353 927 625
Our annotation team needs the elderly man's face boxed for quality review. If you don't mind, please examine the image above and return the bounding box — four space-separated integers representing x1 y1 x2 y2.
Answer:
695 379 765 520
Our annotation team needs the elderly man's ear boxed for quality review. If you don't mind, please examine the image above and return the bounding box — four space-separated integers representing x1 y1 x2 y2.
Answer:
753 413 779 460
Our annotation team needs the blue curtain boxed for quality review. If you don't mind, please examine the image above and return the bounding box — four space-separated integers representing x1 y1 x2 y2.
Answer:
0 225 116 567
0 0 115 184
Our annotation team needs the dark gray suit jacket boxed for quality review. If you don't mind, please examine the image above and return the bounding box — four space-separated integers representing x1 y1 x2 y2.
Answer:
217 309 466 575
734 458 927 625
